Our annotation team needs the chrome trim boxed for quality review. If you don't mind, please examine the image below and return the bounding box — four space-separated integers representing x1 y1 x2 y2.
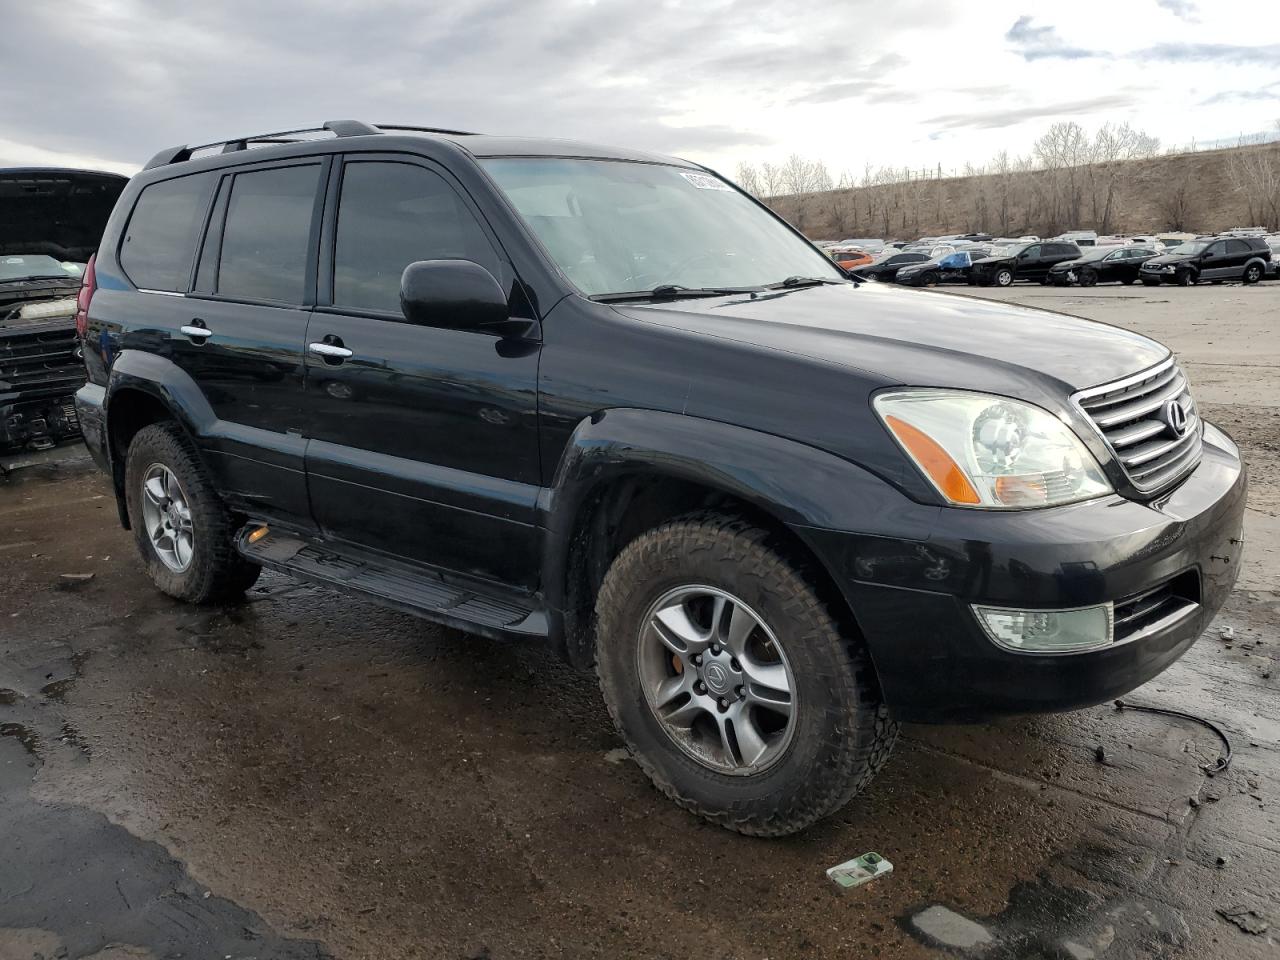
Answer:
1118 598 1198 645
308 342 353 359
179 325 212 339
1071 356 1202 495
136 288 186 297
1074 355 1174 403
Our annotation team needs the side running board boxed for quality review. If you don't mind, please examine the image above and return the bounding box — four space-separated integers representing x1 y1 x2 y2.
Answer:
236 527 548 641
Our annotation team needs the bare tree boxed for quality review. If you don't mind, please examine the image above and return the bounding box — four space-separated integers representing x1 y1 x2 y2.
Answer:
734 161 762 197
1225 139 1280 230
759 161 782 200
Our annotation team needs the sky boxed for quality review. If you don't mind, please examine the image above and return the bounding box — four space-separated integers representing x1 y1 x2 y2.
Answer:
2 0 1278 180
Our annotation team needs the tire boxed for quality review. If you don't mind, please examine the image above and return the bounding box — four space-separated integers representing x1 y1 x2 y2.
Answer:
1243 263 1263 284
595 513 897 837
1177 269 1196 286
124 422 261 603
1121 278 1136 285
922 271 939 287
995 268 1014 287
1141 278 1161 287
1079 268 1098 287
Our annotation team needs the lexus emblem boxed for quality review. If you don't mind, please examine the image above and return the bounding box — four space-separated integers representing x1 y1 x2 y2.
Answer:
1163 398 1190 438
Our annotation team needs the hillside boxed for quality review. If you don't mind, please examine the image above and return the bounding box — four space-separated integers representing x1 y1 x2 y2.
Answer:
765 141 1280 241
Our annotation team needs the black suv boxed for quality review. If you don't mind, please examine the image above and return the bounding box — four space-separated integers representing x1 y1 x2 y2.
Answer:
75 121 1246 837
970 240 1082 286
850 250 930 282
1140 236 1271 286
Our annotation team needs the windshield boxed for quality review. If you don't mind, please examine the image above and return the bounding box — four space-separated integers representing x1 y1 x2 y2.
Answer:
1078 246 1116 261
1167 241 1209 255
986 243 1027 258
480 158 844 295
0 254 79 282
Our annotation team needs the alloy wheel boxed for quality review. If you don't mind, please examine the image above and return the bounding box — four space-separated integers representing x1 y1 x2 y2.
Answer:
636 585 797 775
140 463 195 572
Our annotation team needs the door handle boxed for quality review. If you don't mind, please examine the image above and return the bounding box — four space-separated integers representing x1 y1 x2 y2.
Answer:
180 324 212 340
309 341 353 359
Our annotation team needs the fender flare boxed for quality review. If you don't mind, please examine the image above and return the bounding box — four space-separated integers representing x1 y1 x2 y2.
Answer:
538 408 934 662
98 350 216 525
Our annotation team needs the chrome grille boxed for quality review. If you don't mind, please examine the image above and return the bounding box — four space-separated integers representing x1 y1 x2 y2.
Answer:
1074 357 1202 494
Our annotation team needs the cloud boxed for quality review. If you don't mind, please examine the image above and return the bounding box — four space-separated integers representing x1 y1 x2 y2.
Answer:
1134 42 1280 65
1005 16 1102 61
1155 0 1198 21
927 94 1140 131
1199 82 1280 106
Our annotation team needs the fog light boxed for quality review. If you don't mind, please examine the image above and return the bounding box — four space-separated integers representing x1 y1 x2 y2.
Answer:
973 603 1113 653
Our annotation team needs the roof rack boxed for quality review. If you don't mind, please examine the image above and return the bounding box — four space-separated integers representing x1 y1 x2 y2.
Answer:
141 120 478 170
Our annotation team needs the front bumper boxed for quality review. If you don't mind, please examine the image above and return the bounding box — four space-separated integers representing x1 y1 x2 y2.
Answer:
800 423 1247 722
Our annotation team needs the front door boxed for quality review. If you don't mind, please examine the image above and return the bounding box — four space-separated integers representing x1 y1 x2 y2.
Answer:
300 156 542 590
1198 240 1230 279
1017 244 1045 280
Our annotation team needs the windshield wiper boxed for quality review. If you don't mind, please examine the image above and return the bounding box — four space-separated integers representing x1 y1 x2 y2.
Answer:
591 284 754 302
767 276 847 290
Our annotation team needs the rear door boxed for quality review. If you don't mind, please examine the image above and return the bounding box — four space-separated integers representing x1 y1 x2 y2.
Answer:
181 159 325 528
300 154 542 589
119 163 322 529
1225 239 1253 278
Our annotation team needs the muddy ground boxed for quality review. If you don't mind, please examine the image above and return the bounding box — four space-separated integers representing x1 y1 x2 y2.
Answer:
1 282 1277 960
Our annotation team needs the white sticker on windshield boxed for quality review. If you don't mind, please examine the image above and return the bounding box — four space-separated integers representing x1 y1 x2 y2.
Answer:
681 172 732 191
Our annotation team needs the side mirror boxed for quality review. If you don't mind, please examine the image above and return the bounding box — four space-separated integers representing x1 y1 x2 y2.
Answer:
400 259 508 331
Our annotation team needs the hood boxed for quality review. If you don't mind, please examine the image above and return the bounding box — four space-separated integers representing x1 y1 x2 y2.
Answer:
1144 251 1196 265
0 168 129 262
612 282 1168 394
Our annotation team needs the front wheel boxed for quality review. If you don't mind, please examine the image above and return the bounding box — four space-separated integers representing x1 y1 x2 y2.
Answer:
595 514 897 837
922 271 940 287
1079 268 1098 287
995 268 1014 287
124 423 261 603
1141 278 1161 287
1177 269 1196 286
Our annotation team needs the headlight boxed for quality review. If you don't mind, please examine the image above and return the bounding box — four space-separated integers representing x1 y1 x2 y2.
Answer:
874 390 1113 508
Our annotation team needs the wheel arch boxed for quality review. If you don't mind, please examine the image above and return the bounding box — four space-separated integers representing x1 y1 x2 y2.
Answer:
541 408 899 675
103 351 214 528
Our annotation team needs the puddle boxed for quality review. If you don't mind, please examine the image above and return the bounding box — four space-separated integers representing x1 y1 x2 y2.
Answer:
0 721 39 757
40 650 90 700
903 876 1188 958
0 688 19 705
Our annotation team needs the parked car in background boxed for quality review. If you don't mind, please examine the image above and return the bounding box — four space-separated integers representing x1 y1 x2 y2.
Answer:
1053 230 1098 248
1140 237 1271 286
1 167 128 451
851 250 931 282
1048 246 1158 286
970 241 1082 286
1156 232 1196 250
896 248 991 286
837 238 885 255
1266 238 1280 279
831 246 874 270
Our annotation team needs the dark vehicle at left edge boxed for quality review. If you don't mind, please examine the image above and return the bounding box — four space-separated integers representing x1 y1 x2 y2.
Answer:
1 167 128 452
895 248 990 287
1048 245 1158 286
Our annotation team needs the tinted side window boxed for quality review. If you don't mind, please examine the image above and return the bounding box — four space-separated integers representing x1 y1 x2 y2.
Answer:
1226 239 1250 254
333 161 499 314
119 172 215 292
217 164 321 303
1021 245 1041 258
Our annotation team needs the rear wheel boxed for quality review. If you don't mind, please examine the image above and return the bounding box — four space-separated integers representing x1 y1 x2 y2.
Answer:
595 514 897 836
124 423 260 603
995 268 1014 287
1243 263 1263 284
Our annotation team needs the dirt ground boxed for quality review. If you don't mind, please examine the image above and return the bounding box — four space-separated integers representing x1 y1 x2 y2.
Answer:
1 282 1277 960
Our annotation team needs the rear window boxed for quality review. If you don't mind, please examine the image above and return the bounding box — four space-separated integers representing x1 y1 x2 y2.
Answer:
120 173 216 292
216 164 321 303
